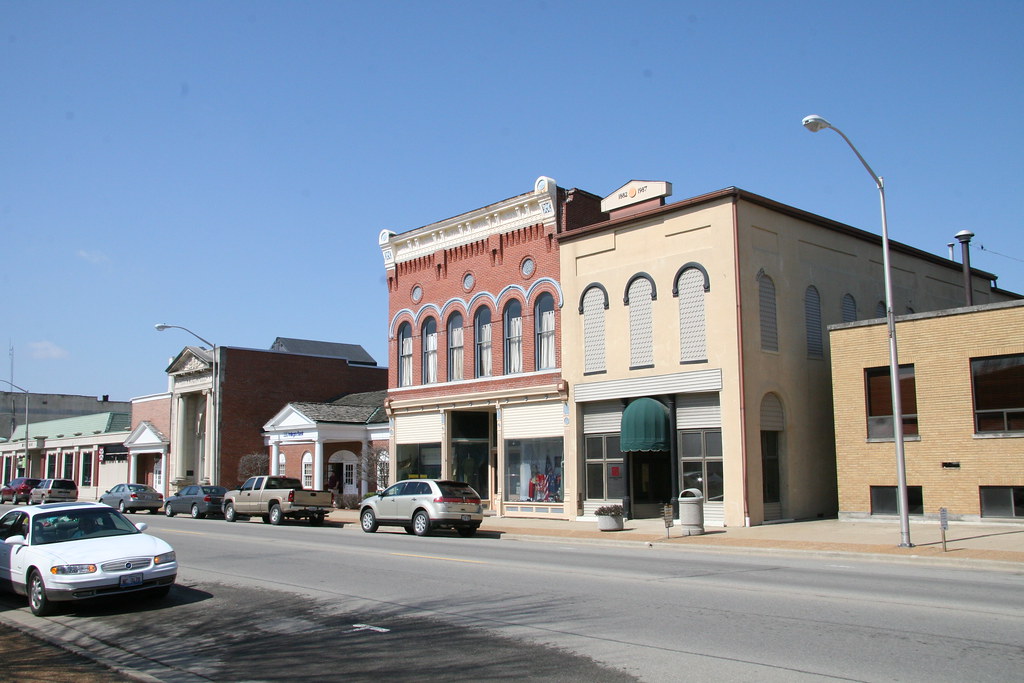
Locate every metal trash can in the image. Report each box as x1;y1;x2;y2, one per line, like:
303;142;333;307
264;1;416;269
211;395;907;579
678;488;705;536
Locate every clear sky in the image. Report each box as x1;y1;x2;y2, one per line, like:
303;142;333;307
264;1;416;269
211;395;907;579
3;1;1022;402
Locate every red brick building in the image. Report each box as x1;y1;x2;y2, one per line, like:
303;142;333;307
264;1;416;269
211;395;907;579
162;338;386;490
378;176;602;517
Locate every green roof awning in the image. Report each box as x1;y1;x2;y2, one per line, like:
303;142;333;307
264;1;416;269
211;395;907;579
620;397;670;452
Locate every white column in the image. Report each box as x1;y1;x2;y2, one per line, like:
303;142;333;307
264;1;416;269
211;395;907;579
271;441;281;476
361;438;370;496
129;451;138;484
174;394;188;481
314;440;324;490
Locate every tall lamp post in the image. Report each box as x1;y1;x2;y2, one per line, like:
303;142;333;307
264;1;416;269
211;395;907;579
155;323;219;486
1;380;31;479
802;115;913;548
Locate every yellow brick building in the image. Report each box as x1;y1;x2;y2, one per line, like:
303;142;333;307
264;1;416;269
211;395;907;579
830;300;1024;521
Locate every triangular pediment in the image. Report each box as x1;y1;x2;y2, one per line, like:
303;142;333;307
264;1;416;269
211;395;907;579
166;346;213;376
125;421;169;449
263;404;318;433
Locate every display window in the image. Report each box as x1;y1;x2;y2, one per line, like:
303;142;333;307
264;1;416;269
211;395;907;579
504;438;562;502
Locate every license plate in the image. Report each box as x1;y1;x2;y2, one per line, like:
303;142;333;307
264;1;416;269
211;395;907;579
119;573;144;588
461;515;471;521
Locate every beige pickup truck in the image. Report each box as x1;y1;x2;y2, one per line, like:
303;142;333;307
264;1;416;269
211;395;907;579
222;476;331;526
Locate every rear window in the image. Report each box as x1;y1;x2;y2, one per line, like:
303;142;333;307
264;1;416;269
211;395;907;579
266;477;303;489
52;480;76;490
438;483;480;498
203;486;227;495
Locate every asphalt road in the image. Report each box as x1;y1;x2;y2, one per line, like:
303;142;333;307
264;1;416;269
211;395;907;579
2;512;1022;682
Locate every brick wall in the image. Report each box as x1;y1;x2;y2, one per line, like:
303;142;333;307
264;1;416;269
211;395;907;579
131;395;171;436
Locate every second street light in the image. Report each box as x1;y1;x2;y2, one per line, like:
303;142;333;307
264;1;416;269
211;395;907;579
801;114;913;548
155;323;219;486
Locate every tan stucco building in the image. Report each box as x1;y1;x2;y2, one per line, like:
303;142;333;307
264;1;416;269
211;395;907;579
558;182;1017;526
831;300;1024;522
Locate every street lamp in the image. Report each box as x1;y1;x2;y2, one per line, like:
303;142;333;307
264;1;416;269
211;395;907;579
1;380;31;480
155;323;218;486
802;115;913;548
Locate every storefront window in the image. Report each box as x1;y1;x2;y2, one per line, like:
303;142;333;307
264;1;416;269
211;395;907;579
81;452;93;486
584;434;624;500
504;438;562;502
396;443;441;480
679;430;723;502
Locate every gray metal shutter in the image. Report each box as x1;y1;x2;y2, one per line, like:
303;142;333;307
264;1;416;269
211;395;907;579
804;285;823;359
676;393;721;429
758;274;778;352
678;268;707;363
760;393;785;431
628;278;654;367
583;287;606;373
583;400;622;434
841;293;857;323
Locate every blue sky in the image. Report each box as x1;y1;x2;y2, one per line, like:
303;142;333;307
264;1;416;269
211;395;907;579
3;1;1022;401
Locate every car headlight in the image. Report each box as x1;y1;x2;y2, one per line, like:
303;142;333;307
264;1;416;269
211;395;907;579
153;551;176;566
51;564;97;575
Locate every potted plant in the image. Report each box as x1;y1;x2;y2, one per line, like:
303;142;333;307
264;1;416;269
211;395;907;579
594;504;624;531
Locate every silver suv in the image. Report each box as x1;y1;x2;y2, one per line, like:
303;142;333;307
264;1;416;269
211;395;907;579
28;479;78;504
360;479;483;537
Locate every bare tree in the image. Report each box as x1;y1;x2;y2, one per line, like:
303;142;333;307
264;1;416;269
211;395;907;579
237;451;269;484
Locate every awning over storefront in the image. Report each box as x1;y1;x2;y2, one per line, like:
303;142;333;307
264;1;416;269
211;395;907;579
619;397;670;451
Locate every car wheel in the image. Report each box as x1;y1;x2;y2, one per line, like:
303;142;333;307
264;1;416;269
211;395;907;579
191;504;203;519
0;494;7;503
309;513;325;526
164;504;175;517
269;504;284;525
28;570;54;616
118;500;127;513
224;502;237;523
412;510;431;536
456;527;478;538
360;508;378;533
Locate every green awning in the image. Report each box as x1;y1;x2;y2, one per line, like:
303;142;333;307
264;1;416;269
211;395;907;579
620;397;670;451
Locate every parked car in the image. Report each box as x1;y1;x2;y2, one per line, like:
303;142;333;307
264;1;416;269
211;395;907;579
359;479;483;537
0;501;176;616
28;479;78;505
164;485;228;519
98;483;164;514
222;476;330;526
0;478;41;504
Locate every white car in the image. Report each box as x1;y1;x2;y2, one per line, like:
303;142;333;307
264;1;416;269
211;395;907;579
0;501;177;616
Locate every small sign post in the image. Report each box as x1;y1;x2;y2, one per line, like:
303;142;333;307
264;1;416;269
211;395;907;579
939;507;949;552
663;505;674;538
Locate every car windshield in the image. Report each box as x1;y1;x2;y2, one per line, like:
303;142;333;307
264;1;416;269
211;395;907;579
31;509;139;545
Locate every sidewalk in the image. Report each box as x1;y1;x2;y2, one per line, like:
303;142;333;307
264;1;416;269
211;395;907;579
328;508;1024;569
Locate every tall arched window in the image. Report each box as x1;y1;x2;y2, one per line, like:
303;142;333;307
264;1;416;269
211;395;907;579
875;300;887;318
581;285;607;374
397;322;413;387
757;272;778;352
503;300;523;374
841;293;857;323
474;307;492;378
626;275;655;369
534;292;556;370
804;285;823;359
421;318;437;384
676;266;708;363
302;452;314;489
447;312;464;381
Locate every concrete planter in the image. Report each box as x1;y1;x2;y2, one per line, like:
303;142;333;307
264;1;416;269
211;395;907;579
597;514;624;531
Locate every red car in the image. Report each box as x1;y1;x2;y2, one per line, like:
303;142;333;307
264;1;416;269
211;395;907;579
0;477;42;504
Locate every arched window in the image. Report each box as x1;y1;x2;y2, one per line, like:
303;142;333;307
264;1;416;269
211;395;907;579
447;312;464;381
397;322;413;387
503;300;523;374
626;275;655;369
804;285;823;359
841;293;857;323
474;307;492;378
875;300;887;318
534;292;556;370
676;266;708;363
757;272;778;352
581;285;607;374
421;318;437;384
302;452;313;489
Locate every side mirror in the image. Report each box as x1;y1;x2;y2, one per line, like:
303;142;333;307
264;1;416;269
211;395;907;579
135;522;148;532
4;535;26;546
